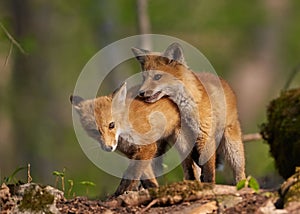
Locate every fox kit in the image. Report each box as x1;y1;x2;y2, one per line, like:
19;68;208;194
132;43;246;183
71;84;199;195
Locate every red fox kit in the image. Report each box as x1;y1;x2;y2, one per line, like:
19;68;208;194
132;43;246;183
71;83;199;195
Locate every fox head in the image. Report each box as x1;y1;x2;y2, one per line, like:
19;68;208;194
70;83;127;152
132;43;188;103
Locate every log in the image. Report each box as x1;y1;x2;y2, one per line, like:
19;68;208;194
102;180;255;208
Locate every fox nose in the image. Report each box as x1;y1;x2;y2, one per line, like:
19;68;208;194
109;143;117;152
139;90;145;97
104;144;117;152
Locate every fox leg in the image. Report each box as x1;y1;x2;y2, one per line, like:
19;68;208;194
114;160;152;196
195;137;216;183
172;131;200;181
140;162;159;188
181;155;201;180
201;153;216;182
222;122;246;184
114;179;139;196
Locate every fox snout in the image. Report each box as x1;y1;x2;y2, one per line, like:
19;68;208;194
138;88;164;103
138;89;155;97
101;141;117;152
138;90;145;97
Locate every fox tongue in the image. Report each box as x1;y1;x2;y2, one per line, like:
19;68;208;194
146;91;161;102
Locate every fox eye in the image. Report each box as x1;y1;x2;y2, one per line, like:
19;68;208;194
153;74;162;81
108;122;115;129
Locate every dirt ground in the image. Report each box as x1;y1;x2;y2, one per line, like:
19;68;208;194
55;192;271;213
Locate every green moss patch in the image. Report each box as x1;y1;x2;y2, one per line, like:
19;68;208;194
148;180;213;205
19;184;54;213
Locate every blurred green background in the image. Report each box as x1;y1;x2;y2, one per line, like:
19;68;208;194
1;0;300;198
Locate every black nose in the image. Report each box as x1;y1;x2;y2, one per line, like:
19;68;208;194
139;90;145;97
104;145;114;152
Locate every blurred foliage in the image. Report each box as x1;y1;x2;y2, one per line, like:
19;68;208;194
0;0;300;197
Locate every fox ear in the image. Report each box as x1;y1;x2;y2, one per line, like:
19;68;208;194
131;47;150;66
163;42;186;65
112;82;127;107
70;95;84;109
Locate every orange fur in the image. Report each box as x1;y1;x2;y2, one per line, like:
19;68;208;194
71;88;198;195
134;43;246;183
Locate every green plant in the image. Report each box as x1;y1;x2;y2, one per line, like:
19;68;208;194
236;176;260;192
52;168;66;191
67;179;74;197
3;166;27;184
52;169;97;198
80;181;96;195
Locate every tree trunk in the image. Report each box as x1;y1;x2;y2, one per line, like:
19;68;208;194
136;0;152;49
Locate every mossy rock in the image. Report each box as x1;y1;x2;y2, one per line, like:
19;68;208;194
19;184;55;213
284;178;300;207
280;168;300;210
260;88;300;179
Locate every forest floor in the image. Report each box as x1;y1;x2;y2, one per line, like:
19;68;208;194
2;177;299;214
56;189;272;213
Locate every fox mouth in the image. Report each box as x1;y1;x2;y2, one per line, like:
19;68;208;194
145;91;162;103
100;142;118;152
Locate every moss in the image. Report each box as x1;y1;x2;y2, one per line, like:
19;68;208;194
260;88;300;179
283;171;300;208
284;180;300;206
261;191;279;199
216;194;243;209
19;184;54;213
148;180;213;204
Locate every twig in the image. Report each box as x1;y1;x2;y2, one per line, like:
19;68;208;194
27;163;32;183
242;133;262;142
0;22;27;55
62;168;66;192
141;198;158;213
1;42;13;72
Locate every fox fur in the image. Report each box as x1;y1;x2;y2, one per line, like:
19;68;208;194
132;43;246;183
71;83;199;195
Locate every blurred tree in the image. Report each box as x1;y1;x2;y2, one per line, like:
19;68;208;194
136;0;151;49
9;0;56;180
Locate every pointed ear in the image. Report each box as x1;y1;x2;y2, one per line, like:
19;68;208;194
163;42;186;65
70;95;84;109
131;47;150;66
112;82;127;107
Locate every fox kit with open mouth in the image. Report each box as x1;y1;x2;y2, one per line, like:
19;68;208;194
132;43;246;183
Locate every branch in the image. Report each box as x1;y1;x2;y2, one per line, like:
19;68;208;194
0;22;27;55
242;133;262;142
1;42;12;72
